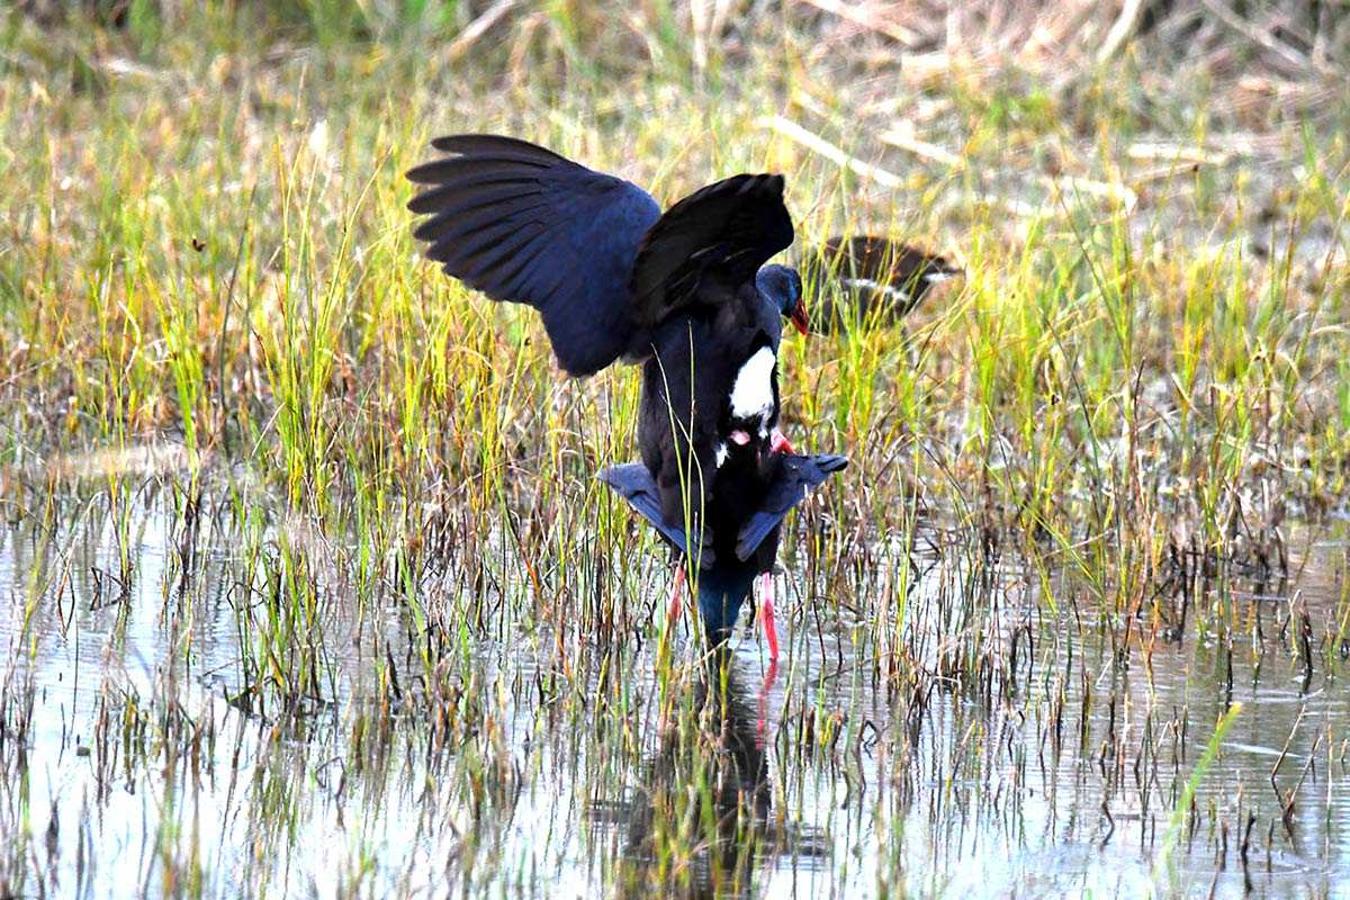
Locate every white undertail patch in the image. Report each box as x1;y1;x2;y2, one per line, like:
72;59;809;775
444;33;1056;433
840;276;912;307
728;347;776;437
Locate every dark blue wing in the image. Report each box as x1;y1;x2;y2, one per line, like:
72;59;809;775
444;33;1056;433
734;454;847;561
599;463;691;556
599;463;719;566
630;173;795;332
407;135;662;376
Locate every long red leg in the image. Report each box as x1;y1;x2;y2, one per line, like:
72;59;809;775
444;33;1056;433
666;566;686;625
757;571;779;661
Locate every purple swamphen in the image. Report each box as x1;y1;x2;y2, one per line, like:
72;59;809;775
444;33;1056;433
407;135;842;655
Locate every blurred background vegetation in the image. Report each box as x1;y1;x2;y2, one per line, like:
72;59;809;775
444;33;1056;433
1;1;1345;547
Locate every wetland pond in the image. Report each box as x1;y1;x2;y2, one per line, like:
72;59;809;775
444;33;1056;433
1;459;1347;898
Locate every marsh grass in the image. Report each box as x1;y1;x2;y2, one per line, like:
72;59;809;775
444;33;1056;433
0;1;1347;897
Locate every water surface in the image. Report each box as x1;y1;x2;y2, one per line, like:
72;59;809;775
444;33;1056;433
1;478;1347;898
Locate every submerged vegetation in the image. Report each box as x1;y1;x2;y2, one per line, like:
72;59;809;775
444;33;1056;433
0;1;1347;896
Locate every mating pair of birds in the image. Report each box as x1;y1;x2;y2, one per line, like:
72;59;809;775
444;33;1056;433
406;135;955;658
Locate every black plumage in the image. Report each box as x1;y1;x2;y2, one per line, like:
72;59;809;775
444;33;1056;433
408;134;807;540
601;452;846;644
407;137;803;378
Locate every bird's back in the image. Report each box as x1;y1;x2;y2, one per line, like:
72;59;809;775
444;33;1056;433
638;285;774;529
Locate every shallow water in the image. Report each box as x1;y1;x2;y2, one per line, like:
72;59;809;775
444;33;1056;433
1;482;1347;898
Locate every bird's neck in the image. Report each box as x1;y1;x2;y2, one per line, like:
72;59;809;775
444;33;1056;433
694;566;755;643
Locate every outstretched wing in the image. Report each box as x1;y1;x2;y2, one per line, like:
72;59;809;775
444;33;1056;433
407;135;662;376
629;173;794;332
599;463;713;563
734;453;847;561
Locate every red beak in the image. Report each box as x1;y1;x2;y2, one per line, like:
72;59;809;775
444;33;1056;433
790;299;809;336
770;428;795;455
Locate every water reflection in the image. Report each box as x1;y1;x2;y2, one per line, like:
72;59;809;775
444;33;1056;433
0;486;1347;897
592;655;822;897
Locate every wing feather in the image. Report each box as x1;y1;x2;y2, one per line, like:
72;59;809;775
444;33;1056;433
734;454;847;561
599;464;702;559
407;134;662;376
630;173;795;330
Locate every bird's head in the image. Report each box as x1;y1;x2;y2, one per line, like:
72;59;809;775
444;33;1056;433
912;253;963;290
756;264;809;336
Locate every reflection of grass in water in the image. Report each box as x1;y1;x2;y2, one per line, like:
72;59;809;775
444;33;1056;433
0;488;1344;895
1156;702;1243;887
600;655;793;896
